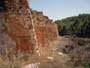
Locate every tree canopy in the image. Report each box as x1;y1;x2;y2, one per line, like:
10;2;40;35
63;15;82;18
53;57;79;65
55;14;90;38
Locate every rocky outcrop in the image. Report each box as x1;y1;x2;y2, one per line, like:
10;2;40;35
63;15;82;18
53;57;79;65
0;0;59;56
31;10;58;47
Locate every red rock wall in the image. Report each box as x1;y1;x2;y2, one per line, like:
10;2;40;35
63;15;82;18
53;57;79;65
31;10;59;48
0;0;59;54
4;0;35;53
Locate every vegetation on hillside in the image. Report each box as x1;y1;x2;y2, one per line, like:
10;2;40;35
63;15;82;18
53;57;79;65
55;14;90;38
57;37;90;68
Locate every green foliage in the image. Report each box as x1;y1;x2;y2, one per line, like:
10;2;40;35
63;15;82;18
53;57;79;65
55;14;90;38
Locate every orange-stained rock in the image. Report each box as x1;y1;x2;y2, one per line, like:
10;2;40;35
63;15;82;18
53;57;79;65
0;0;59;55
31;10;59;48
0;0;35;54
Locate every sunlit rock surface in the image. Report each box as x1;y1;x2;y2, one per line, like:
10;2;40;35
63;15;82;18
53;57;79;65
0;0;59;56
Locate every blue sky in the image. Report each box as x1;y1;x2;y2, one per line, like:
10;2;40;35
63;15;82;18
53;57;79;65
29;0;90;20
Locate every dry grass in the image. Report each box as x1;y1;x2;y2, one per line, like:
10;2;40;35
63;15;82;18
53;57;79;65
1;36;89;68
0;39;70;68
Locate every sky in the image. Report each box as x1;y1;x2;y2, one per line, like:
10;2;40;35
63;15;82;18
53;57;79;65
29;0;90;20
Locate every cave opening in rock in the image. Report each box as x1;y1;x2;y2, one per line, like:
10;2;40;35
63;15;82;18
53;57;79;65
0;0;6;12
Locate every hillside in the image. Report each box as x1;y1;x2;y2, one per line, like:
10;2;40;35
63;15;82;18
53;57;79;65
55;14;90;38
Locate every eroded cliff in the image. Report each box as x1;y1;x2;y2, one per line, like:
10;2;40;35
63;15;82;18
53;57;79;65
0;0;59;57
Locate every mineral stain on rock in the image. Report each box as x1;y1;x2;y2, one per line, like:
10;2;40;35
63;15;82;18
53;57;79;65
0;0;59;57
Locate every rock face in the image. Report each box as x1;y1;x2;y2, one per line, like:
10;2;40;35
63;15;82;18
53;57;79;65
31;10;58;47
31;10;59;56
0;0;58;56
